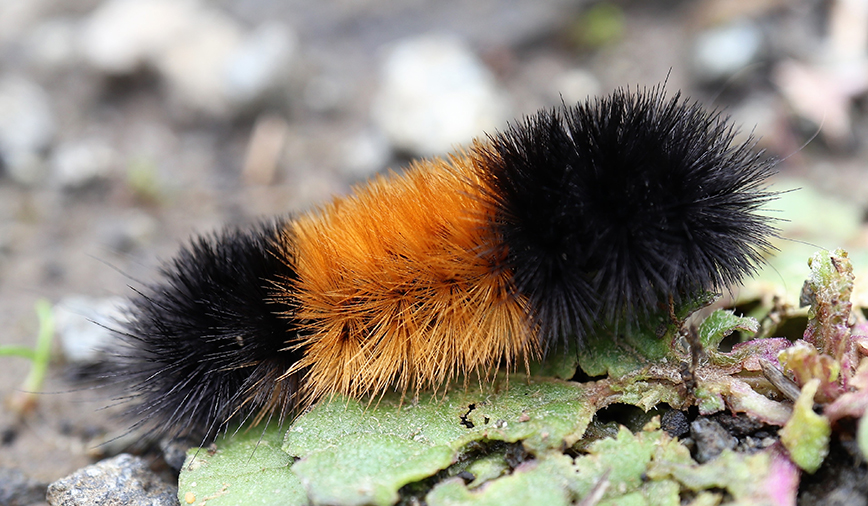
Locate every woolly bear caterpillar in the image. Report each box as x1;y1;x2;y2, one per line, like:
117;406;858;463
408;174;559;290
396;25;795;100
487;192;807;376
114;87;777;441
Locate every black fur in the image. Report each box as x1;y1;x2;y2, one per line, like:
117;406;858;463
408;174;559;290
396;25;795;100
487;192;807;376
478;88;776;346
115;219;303;441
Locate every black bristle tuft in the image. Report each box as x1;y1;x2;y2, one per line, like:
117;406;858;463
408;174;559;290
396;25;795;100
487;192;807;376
477;87;776;346
113;219;303;442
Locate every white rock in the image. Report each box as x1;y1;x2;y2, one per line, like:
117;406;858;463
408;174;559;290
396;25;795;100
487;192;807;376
304;74;348;114
25;17;81;71
4;151;48;187
554;68;601;106
0;76;55;155
51;138;117;190
223;21;297;106
154;8;244;116
54;296;127;364
340;129;391;179
371;34;510;156
0;0;50;45
692;21;763;82
0;75;55;184
79;0;198;74
79;0;263;116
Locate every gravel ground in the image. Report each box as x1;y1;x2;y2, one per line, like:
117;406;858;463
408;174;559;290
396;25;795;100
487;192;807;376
1;0;867;502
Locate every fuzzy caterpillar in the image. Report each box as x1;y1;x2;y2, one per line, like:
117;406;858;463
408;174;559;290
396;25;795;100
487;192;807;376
115;87;777;441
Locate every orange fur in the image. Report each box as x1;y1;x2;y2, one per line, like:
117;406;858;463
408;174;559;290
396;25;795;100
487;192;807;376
280;150;536;402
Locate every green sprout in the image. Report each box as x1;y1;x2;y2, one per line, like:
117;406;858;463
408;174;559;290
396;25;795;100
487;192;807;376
1;298;55;414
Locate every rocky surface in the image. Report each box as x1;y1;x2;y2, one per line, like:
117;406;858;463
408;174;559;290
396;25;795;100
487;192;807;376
46;454;178;506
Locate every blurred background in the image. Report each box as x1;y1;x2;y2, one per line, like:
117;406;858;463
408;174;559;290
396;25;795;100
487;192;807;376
1;0;867;486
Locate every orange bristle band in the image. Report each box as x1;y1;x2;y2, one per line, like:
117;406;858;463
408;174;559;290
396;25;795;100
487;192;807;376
284;152;537;402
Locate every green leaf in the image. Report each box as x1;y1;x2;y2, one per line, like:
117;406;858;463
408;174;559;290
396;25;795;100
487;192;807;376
578;293;715;379
464;454;509;487
426;452;576;506
780;378;831;473
572;2;626;48
579;324;672;378
663;445;799;503
699;310;759;351
574;426;684;496
859;414;868;462
4;299;55;415
0;345;37;360
803;249;858;375
281;376;597;506
179;424;304;506
292;432;454;506
529;339;579;380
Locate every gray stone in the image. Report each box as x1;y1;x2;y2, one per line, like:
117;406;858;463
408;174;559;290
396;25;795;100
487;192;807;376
303;74;349;114
78;0;198;74
223;21;297;106
371;34;510;156
0;467;47;506
553;68;601;106
0;75;55;185
51;138;116;190
25;17;81;71
79;0;260;116
54;296;127;365
690;418;737;463
46;454;178;506
153;6;244;116
340;129;391;179
692;20;763;83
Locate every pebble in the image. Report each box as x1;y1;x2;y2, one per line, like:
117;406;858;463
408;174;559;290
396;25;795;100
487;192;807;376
712;412;766;437
154;6;244;116
340;129;391;179
690;418;737;463
660;409;690;438
159;438;193;472
0;467;47;506
222;21;297;107
46;453;178;506
79;0;292;116
553;68;602;106
0;0;49;46
0;75;55;185
25;17;81;71
54;296;127;365
371;34;510;156
303;74;349;114
51;138;117;190
692;20;763;83
78;0;198;74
